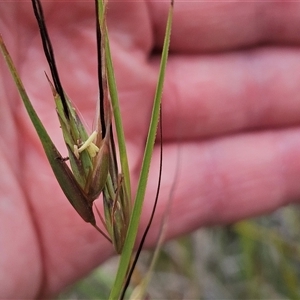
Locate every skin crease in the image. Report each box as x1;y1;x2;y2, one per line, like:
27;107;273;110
2;0;300;298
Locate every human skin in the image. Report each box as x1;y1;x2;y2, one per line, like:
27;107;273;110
1;1;300;298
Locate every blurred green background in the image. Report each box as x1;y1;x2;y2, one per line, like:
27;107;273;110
58;205;300;299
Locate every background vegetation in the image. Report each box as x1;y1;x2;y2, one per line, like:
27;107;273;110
58;204;300;299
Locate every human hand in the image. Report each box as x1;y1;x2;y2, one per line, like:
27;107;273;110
1;1;300;298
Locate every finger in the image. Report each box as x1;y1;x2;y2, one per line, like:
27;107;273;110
149;1;300;52
143;127;300;242
106;1;153;54
161;47;300;140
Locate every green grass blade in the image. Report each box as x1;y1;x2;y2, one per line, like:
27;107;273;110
105;40;131;201
109;2;174;298
97;0;131;201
